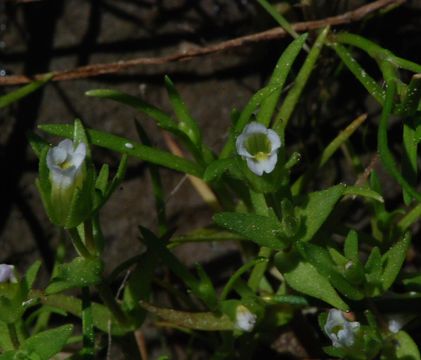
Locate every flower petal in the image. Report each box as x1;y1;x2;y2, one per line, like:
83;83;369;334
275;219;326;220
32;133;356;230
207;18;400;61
58;139;74;153
236;134;252;158
267;129;281;152
243;121;267;135
246;158;264;176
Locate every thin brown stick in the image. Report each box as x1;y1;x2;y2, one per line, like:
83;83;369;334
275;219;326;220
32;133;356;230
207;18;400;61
0;0;404;86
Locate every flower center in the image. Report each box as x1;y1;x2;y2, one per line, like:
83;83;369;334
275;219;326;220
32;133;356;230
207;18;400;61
245;133;272;157
57;156;74;170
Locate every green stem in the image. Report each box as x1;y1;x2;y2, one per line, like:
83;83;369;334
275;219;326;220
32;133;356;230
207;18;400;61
220;257;268;301
68;228;92;259
7;323;20;350
81;287;95;359
247;190;272;292
84;219;97;255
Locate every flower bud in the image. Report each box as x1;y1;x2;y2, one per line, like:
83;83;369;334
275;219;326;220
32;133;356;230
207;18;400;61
0;264;17;283
235;305;257;332
324;309;360;348
36;121;95;228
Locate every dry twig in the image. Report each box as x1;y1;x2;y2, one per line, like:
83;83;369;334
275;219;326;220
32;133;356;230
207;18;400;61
0;0;404;86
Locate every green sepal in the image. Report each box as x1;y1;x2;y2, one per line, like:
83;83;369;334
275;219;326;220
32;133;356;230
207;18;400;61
46;257;103;294
213;212;290;250
392;330;421;360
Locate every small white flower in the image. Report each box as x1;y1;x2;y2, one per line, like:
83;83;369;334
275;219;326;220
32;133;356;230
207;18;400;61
0;264;17;283
235;305;257;332
324;309;360;348
46;139;86;190
236;122;281;176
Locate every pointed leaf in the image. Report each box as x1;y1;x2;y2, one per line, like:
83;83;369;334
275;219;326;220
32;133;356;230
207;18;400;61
213;212;289;249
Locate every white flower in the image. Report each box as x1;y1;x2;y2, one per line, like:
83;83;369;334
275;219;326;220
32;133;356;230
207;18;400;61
235;305;257;332
324;309;360;348
46;139;86;190
0;264;17;283
236;122;281;176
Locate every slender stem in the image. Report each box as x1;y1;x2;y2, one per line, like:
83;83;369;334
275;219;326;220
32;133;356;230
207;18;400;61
247;190;272;292
7;323;20;350
81;287;95;359
84;219;96;255
68;228;92;259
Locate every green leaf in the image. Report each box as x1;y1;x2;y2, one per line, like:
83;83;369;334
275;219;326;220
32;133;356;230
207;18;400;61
86;89;177;130
297;242;364;300
203;158;240;182
273;26;330;133
38;124;203;177
283;260;348;310
293;184;345;242
394;330;421;360
139;301;234;331
381;232;411;292
27;132;49;159
73;119;91;157
95;164;109;195
25;261;42;290
378;75;421;201
46;257;103;294
213;212;289;249
164;75;202;146
364;246;383;296
344;230;359;263
40;293;130;335
256;33;308;126
20;324;73;360
331;43;385;105
0;74;52;109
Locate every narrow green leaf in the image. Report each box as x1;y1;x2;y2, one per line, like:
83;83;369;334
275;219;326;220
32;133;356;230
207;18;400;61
381;232;411;292
273;26;330;133
27;132;49;159
330;43;385;104
164;75;202;146
139;301;234;331
402;116;418;204
343;185;384;203
25;261;42;290
401;73;421;116
0;74;52;109
378;77;421;201
257;33;308;126
213;212;289;249
86;89;176;130
283;260;348;310
203;158;239;182
95;164;109;195
38;124;203;177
